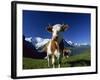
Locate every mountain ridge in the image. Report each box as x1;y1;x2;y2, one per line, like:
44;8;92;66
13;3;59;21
23;36;90;58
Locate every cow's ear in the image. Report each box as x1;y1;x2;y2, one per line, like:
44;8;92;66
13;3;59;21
47;24;52;32
61;24;69;31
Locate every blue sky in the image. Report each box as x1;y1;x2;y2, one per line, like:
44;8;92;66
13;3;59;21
23;10;91;44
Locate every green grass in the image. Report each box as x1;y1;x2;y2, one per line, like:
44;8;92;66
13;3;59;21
64;49;91;67
23;58;48;69
23;49;91;69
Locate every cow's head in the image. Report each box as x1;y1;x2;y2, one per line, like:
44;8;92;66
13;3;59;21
47;24;69;40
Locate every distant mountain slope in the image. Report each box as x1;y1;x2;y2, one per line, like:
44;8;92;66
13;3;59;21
33;37;50;49
23;35;90;58
23;36;46;59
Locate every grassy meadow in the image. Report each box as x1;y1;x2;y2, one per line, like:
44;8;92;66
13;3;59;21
23;49;91;69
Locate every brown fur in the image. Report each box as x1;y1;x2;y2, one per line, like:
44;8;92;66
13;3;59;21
51;40;59;54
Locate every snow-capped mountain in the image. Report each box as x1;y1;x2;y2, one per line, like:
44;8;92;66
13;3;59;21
25;37;32;43
67;41;73;45
33;37;50;49
63;39;74;48
23;36;47;59
25;36;89;50
24;36;90;58
66;40;89;47
25;37;74;49
25;37;50;49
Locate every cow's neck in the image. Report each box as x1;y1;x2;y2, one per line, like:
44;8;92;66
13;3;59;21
51;36;63;44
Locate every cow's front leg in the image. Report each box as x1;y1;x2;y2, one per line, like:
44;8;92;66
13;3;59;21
57;53;60;68
58;58;60;68
47;55;50;67
52;55;55;68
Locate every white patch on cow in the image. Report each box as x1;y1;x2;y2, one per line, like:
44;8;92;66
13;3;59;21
52;24;62;31
51;24;63;43
47;40;52;55
47;40;52;67
52;24;62;38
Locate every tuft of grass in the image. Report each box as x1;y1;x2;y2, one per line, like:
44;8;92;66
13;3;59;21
23;49;91;69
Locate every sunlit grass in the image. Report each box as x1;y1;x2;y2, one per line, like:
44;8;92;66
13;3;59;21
23;49;90;69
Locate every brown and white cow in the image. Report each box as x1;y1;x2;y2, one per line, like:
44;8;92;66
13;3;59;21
46;24;69;68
